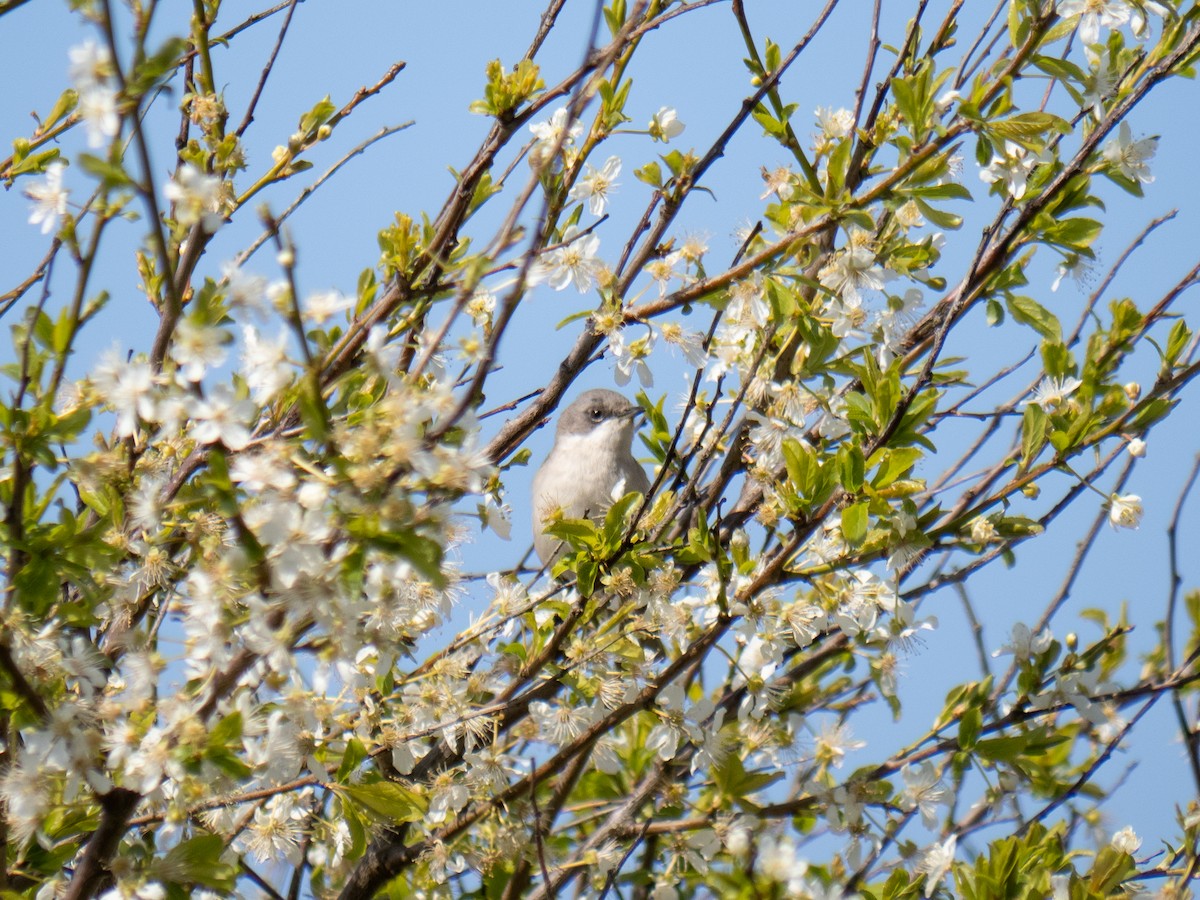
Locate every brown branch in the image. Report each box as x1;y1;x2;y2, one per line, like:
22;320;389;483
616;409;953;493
1165;454;1200;790
61;788;140;900
234;0;301;137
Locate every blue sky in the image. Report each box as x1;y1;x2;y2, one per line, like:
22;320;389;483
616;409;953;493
3;0;1200;867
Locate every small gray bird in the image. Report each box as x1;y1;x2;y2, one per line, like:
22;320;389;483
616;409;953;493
531;389;650;565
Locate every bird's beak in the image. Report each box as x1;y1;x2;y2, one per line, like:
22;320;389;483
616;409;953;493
621;405;644;423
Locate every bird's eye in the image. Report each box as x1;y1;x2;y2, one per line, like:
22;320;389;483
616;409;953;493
589;408;604;421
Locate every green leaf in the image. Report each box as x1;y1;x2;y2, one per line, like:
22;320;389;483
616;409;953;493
838;443;865;493
335;781;427;824
1006;295;1061;342
1128;397;1174;430
604;0;627;35
958;706;982;750
890;76;927;139
129;36;189;96
78;154;133;188
988;111;1070;145
986;298;1004;326
751;103;784;137
1041;217;1102;253
870;447;923;489
764;38;781;73
602;490;643;544
634;161;663;188
1165;319;1192;368
1087;846;1136;893
1020;403;1047;470
394;530;445;587
714;750;784;808
42;88;79;132
152;834;237;891
545;518;599;544
915;198;963;230
337;737;368;782
207;711;243;748
7;147;64;179
783;437;817;497
974;733;1032;763
907;181;973;202
298;95;336;135
575;556;598;597
841;502;869;547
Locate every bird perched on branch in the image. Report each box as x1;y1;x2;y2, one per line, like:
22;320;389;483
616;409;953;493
531;389;649;565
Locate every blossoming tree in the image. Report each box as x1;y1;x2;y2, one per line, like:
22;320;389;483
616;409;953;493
2;0;1200;897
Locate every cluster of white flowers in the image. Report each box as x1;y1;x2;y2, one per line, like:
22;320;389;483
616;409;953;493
2;246;517;877
1057;0;1170;47
528;106;583;169
165;163;226;233
979;140;1051;201
530;225;604;292
69;40;120;148
819;231;889;303
0;640;109;844
89;345;256;448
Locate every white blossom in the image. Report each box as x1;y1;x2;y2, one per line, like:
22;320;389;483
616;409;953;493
901;762;954;828
1102;121;1157;184
78;84;120;148
303;290;352;325
69;41;120;147
91;350;159;438
241;325;293;403
645;251;683;297
609;326;655;387
172;318;228;382
761;166;795;201
816;106;854;139
222;263;271;319
1051;254;1093;292
1108;493;1143;529
25;162;69;234
188;384;256;450
1027;375;1082;409
993;622;1053;661
649;106;685;142
531;226;604;293
812;720;865;768
569;155;621;216
818;242;887;302
979;140;1050;200
1111;825;1142;854
917;835;957;898
757;834;810;894
528;106;582;168
1057;0;1132;46
164;164;225;233
68;40;113;90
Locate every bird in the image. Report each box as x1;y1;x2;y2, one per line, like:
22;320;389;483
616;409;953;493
531;389;650;565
